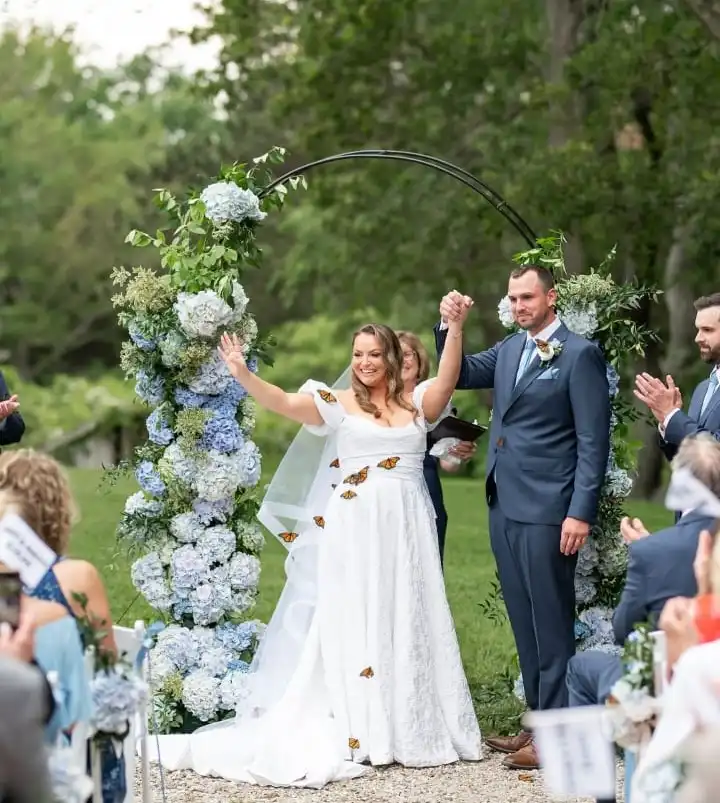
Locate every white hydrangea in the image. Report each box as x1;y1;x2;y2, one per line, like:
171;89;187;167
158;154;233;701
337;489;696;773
219;669;251;711
231;282;249;320
561;302;598;338
228;552;261;590
199;646;233;677
239;315;258;346
200;182;266;224
237;521;265;554
197;525;236;565
124;491;162;517
161;442;197;487
181;671;220;721
188;353;234;396
232;589;257;615
170;512;205;544
175;290;234;339
195;450;247;502
497;295;515;328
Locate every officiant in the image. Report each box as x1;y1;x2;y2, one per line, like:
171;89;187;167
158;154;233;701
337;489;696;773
398;331;479;566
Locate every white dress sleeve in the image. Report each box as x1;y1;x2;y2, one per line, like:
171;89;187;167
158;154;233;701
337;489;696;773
298;380;346;436
412;378;453;432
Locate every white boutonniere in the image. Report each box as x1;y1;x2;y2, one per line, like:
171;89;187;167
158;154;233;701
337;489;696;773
535;337;563;364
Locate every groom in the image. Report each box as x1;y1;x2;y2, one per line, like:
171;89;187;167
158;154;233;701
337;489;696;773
435;265;611;770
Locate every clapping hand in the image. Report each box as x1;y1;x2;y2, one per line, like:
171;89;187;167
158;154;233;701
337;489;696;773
218;332;247;378
0;394;19;421
634;373;682;422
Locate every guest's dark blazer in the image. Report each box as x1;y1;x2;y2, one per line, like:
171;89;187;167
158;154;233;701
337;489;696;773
0;370;24;447
612;511;715;644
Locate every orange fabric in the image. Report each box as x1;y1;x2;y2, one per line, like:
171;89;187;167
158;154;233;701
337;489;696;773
693;594;720;643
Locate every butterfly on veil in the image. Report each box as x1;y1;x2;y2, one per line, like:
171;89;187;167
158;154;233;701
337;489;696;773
279;531;299;543
343;467;369;486
317;389;338;404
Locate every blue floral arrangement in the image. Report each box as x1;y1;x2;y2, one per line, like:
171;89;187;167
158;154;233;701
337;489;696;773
494;233;659;700
110;147;301;732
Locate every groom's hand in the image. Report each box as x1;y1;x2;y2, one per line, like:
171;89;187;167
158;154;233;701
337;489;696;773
560;517;589;555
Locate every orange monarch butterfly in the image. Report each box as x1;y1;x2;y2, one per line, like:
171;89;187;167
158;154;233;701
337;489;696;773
359;666;374;679
313;516;325;528
329;457;340;468
318;389;337;404
340;490;357;500
279;531;298;543
343;466;369;486
348;737;360;750
377;456;400;470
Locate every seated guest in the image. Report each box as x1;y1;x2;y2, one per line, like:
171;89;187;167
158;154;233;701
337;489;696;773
0;449;116;655
398;330;476;566
0;370;23;448
565;434;720;803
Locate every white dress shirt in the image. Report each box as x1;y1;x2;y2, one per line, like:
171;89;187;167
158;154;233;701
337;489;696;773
659;365;720;437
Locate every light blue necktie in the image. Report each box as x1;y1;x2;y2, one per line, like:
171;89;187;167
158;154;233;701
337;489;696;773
701;371;719;415
514;339;536;387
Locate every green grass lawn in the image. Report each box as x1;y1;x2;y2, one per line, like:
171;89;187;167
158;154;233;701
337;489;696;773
67;467;673;735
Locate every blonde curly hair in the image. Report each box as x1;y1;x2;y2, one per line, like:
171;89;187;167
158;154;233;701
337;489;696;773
0;450;77;554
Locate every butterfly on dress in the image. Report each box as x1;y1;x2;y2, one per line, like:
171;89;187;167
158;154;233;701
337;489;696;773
343;466;369;486
313;516;325;528
279;531;298;543
359;666;374;679
317;389;338;404
329;457;340;468
340;490;357;500
377;456;400;470
348;737;360;750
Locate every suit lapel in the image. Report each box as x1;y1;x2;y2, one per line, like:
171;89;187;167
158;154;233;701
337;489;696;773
503;334;527;401
700;380;720;425
689;379;708;421
505;323;570;414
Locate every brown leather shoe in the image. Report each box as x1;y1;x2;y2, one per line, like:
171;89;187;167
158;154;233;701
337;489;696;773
502;741;540;770
484;730;532;754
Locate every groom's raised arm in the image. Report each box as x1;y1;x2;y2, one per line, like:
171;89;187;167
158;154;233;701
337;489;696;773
434;323;497;390
567;343;611;525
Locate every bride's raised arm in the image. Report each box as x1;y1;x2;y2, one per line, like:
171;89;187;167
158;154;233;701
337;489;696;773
420;297;473;423
218;333;324;427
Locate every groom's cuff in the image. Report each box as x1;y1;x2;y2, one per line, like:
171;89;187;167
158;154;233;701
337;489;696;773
438;319;448;331
658;408;680;439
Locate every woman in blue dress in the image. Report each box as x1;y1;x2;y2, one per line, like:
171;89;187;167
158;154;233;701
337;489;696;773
397;331;476;567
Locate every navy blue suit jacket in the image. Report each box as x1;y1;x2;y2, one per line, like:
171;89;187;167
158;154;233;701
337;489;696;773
435;323;611;526
612;511;714;644
659;375;720;463
0;370;24;447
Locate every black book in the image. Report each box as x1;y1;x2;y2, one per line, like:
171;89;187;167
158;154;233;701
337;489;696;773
427;415;488;446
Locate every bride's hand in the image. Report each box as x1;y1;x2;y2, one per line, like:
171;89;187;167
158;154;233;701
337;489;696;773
448;296;474;333
218;332;248;377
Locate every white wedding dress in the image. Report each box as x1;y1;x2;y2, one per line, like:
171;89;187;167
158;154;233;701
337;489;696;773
146;379;482;788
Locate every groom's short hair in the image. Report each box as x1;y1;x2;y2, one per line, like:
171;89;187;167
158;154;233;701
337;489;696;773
694;294;720;315
673;433;720;498
509;264;555;293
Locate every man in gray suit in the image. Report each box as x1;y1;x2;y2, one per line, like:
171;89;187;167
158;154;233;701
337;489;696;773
436;265;611;770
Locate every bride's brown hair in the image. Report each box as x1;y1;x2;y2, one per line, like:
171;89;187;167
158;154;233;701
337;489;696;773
351;324;416;418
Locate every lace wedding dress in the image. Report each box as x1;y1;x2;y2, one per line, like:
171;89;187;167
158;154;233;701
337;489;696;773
147;379;482;788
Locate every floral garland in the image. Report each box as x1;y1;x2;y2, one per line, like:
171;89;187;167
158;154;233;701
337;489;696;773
493;233;658;702
111;147;301;732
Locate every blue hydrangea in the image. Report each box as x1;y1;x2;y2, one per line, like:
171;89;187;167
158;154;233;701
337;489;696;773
159;330;185;368
574;620;592;641
606;363;620;397
193;498;233;525
238;440;262;487
228;553;261;590
135;370;165;405
175;386;211;408
196;525;236;565
128;321;156;351
172;598;193;620
247;357;258;374
227;659;251;672
201;414;244;453
154;625;200;672
215;621;257;653
171;545;211;595
135;461;166;498
200;182;266;224
199;645;234;677
188;354;234;396
146;409;174;446
190;580;233;625
90;669;146;734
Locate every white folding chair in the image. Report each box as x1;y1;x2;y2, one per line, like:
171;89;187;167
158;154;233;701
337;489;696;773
113;620;151;803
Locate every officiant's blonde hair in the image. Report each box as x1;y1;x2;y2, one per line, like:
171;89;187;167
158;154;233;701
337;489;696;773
0;450;77;554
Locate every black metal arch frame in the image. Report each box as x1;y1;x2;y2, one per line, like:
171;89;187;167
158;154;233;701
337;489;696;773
257;149;538;247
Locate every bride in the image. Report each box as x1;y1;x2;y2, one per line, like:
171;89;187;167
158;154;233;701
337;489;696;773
148;305;483;788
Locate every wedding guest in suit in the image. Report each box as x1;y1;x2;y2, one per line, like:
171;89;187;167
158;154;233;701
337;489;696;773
635;293;720;461
0;370;23;448
398;331;476;566
436;267;611;770
564;433;720;803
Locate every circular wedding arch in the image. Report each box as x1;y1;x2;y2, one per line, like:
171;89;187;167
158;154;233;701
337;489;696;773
256;149;538;248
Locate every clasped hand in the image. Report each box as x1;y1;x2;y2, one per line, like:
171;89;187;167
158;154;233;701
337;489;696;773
0;394;19;421
439;290;474;330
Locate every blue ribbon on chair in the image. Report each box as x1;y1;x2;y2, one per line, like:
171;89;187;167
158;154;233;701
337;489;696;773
134;621;165;672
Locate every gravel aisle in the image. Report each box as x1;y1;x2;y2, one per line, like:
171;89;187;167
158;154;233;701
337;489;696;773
136;753;625;803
